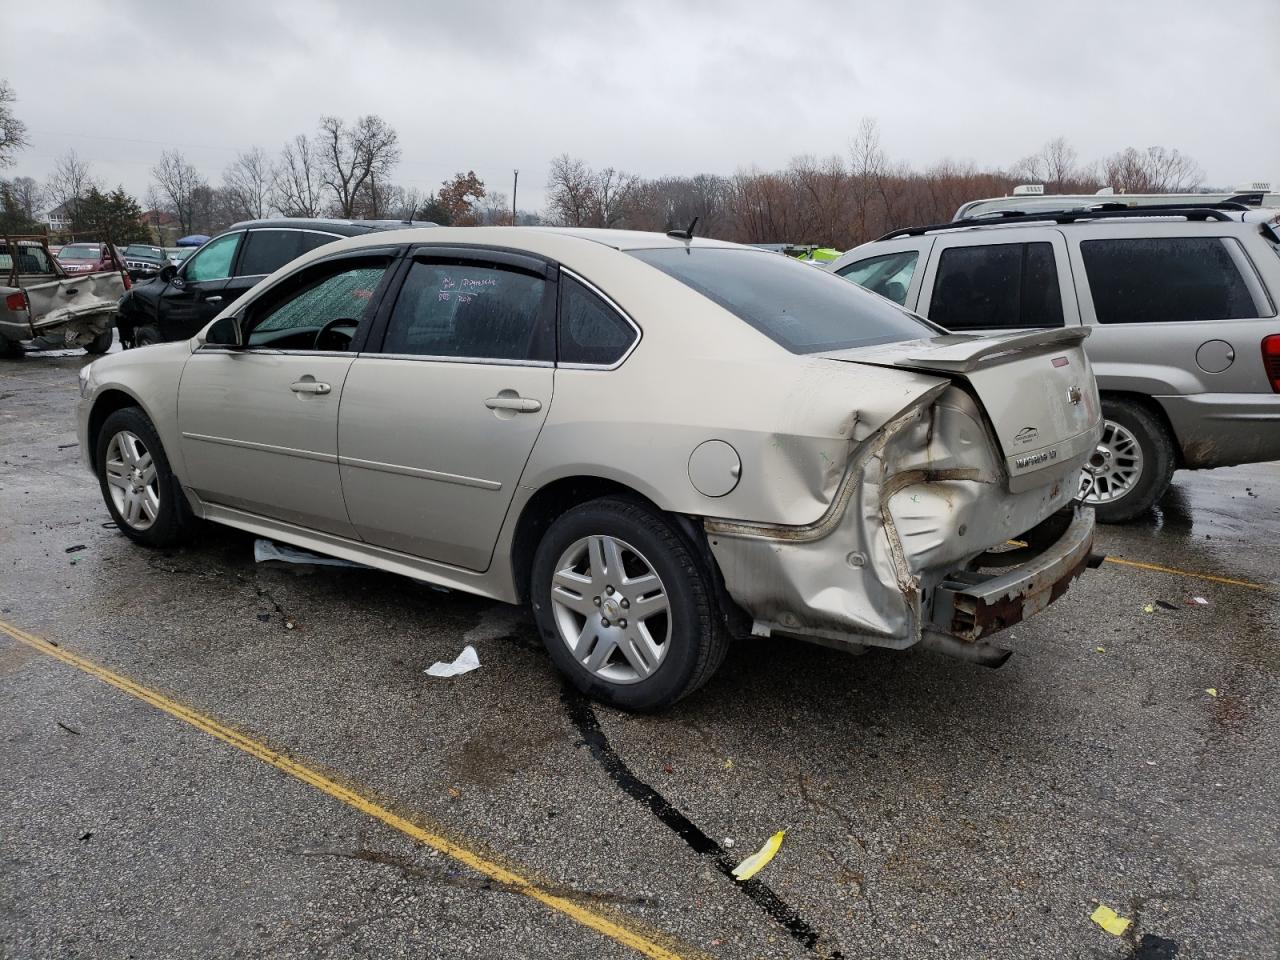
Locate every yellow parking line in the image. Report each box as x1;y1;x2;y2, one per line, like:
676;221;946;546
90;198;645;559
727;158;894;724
0;619;693;960
1102;556;1273;591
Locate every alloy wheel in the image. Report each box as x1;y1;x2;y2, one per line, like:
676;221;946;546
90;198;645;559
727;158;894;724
1079;418;1144;505
104;430;160;530
549;535;671;685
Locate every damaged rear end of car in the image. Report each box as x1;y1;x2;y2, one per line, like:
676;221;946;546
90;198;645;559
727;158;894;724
705;327;1104;666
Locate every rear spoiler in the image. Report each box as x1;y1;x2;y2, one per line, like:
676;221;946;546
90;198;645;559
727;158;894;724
900;327;1091;374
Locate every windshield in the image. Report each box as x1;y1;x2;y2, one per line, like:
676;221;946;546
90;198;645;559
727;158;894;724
628;246;935;353
125;245;164;261
60;244;101;260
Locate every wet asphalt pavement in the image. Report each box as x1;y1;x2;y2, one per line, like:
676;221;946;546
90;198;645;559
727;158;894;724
1;345;1278;960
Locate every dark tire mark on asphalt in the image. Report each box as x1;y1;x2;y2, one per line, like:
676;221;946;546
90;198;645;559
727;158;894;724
562;688;843;958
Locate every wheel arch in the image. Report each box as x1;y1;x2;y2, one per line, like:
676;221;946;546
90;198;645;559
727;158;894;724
87;387;149;462
1097;389;1184;468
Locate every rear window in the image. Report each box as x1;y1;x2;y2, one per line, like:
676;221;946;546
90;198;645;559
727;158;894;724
1;245;55;273
1081;237;1264;323
628;247;933;353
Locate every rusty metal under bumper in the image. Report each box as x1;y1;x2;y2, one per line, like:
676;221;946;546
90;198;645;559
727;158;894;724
930;505;1101;643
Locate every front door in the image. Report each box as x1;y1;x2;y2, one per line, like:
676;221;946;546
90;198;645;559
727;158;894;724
178;252;398;537
158;230;242;341
339;248;556;570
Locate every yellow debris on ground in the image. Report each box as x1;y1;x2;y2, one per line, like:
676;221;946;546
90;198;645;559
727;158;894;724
1090;905;1131;936
732;830;786;881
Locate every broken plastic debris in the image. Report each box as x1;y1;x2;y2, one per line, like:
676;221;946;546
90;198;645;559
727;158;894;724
253;538;369;569
1205;688;1218;697
1090;905;1131;936
732;830;785;881
1095;646;1106;653
1191;596;1209;605
1142;604;1155;614
1155;600;1178;611
723;837;735;849
424;645;480;678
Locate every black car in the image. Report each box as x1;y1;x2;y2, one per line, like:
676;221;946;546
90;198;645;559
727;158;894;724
121;244;170;282
117;219;432;346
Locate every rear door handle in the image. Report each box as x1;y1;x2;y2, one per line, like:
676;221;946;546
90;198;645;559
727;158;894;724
290;380;331;395
485;396;542;413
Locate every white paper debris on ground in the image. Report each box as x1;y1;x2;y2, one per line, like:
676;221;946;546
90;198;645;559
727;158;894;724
1191;596;1209;605
732;830;785;881
254;538;369;569
425;645;481;678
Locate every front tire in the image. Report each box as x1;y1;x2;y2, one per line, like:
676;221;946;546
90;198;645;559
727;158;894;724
95;407;195;547
1079;399;1176;523
132;325;161;348
530;497;728;711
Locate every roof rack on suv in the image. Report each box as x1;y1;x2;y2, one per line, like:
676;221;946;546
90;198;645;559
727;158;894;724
878;203;1245;241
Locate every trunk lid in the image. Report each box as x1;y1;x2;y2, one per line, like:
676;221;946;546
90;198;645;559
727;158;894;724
23;271;125;332
823;328;1101;492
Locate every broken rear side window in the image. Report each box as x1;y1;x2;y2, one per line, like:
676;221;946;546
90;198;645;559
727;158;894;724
628;247;934;353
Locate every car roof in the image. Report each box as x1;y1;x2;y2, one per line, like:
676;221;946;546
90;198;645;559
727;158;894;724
873;205;1261;242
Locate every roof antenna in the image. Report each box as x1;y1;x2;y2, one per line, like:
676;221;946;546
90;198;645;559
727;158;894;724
666;216;699;242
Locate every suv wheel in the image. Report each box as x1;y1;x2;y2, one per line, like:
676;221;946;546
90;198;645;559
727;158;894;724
1079;399;1175;523
530;497;729;711
95;407;195;546
0;338;22;359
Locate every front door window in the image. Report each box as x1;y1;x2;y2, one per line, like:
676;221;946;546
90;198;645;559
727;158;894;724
184;233;241;283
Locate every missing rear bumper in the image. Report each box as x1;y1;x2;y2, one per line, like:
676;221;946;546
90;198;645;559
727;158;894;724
930;504;1099;643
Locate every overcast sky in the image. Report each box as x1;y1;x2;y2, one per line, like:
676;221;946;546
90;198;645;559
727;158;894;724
3;0;1278;213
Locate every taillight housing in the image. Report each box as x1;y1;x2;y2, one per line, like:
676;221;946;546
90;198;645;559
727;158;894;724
1264;335;1280;394
121;271;132;290
4;291;27;312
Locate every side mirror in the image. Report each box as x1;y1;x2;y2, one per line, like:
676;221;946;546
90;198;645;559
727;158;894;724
159;263;177;282
205;314;244;348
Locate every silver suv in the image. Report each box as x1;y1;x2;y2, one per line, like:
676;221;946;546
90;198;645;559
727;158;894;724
828;204;1280;521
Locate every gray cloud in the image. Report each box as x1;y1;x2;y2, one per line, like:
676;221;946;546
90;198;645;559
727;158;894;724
3;0;1277;212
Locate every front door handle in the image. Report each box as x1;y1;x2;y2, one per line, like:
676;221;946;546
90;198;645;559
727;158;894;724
205;295;223;304
291;380;331;395
485;395;541;413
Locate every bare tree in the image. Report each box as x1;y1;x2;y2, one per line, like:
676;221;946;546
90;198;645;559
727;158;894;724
546;154;596;226
0;80;28;168
223;147;273;220
273;134;324;218
45;150;98;222
7;175;42;219
593;167;641;228
1101;145;1204;193
151;149;207;234
317;115;401;218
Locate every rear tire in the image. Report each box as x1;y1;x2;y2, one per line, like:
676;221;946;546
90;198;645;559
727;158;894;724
1080;398;1175;523
95;407;195;547
0;338;22;359
84;327;114;354
530;496;728;712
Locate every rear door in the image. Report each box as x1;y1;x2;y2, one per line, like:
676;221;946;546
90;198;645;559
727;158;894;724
1066;226;1278;397
338;246;556;570
916;228;1080;333
178;250;399;536
157;230;242;340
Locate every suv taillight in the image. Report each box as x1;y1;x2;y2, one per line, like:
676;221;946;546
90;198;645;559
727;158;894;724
4;291;27;312
1264;335;1280;394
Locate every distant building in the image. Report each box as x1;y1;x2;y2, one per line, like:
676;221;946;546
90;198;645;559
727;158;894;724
43;201;74;233
141;209;180;244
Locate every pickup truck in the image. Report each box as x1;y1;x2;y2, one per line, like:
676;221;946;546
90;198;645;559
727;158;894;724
1;236;126;357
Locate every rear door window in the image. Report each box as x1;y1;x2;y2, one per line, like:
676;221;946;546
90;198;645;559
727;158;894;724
237;230;306;277
381;259;552;361
836;251;918;305
1081;237;1265;323
929;242;1064;330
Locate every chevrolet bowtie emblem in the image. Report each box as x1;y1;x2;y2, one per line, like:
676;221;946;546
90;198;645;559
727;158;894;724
1067;385;1083;405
